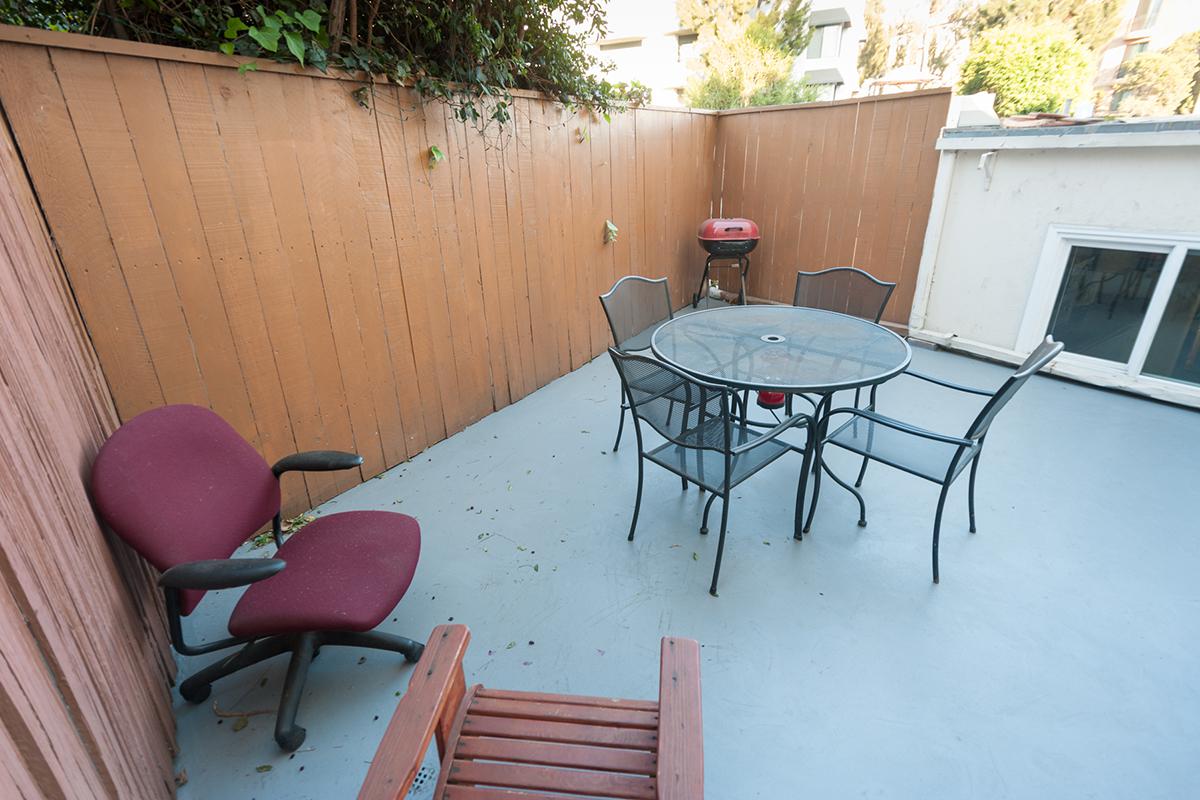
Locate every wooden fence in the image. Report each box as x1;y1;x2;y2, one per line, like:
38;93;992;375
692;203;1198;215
0;25;949;800
711;89;951;327
0;104;175;797
0;27;717;516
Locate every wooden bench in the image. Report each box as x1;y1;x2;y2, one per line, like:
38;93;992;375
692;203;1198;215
359;625;704;800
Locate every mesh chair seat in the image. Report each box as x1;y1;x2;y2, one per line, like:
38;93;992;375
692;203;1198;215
825;415;978;482
645;418;798;494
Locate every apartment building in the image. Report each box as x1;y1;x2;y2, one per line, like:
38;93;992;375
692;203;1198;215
1094;0;1200;112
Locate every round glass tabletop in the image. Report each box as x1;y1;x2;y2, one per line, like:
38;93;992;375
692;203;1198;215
650;305;911;393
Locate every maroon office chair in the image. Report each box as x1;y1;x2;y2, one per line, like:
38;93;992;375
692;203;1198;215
91;404;424;751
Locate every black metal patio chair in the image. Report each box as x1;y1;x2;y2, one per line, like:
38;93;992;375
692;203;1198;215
757;267;898;415
600;275;676;453
793;266;896;323
806;336;1063;583
609;348;812;596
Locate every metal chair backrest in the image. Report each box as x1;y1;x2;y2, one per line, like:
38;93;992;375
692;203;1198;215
793;267;896;323
608;348;732;452
600;275;674;352
965;337;1064;440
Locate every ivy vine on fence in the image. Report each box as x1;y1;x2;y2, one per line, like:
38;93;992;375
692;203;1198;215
1;0;627;128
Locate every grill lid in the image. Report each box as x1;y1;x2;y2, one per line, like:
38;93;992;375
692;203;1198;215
698;217;760;241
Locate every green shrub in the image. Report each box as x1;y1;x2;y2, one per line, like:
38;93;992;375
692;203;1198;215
0;1;621;128
1113;50;1197;117
958;25;1091;117
680;0;816;110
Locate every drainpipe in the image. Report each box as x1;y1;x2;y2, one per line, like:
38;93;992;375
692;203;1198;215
907;139;957;334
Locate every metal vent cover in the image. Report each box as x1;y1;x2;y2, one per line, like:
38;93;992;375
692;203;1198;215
404;750;439;800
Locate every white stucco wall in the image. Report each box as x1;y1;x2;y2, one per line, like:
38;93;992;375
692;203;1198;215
917;139;1200;352
909;125;1200;406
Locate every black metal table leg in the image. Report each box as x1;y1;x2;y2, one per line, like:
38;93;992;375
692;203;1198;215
802;393;834;534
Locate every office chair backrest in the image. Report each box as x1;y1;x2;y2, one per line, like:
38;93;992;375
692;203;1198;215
91;404;280;614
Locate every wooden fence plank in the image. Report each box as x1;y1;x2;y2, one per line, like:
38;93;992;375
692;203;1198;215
374;86;446;449
204;64;333;507
245;70;358;500
50;48;209;409
0;44;161;418
0;108;175;799
283;73;386;477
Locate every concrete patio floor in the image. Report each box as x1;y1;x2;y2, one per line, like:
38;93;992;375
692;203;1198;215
174;345;1200;799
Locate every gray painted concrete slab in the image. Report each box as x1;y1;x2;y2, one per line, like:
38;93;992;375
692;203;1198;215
174;347;1200;799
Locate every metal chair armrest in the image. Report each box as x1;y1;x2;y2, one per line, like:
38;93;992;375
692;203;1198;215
901;369;993;396
825;407;975;447
730;411;811;455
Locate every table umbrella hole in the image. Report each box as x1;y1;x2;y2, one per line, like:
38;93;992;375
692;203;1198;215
760;334;786;343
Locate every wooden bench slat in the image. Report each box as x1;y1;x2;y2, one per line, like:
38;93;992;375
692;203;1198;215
441;786;573;799
656;637;704;800
460;714;658;750
475;688;659;712
455;735;657;775
447;759;658;800
469;696;660;729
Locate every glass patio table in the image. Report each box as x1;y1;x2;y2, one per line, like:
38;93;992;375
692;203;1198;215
650;305;911;394
650;304;911;536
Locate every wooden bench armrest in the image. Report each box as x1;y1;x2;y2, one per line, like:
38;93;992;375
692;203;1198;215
656;636;703;799
358;625;470;800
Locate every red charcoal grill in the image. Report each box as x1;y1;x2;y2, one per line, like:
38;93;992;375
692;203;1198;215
693;217;760;308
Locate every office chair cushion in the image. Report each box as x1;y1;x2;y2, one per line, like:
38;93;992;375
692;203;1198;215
228;511;420;638
91;404;280;615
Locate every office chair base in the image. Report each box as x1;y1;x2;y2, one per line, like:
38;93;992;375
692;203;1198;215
177;629;427;750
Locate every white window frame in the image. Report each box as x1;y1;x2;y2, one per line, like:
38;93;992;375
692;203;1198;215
1017;224;1200;388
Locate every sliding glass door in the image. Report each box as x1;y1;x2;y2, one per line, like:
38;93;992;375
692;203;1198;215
1038;236;1200;391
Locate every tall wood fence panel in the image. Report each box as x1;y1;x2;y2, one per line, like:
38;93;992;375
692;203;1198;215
712;89;950;327
0;28;717;516
0;101;175;797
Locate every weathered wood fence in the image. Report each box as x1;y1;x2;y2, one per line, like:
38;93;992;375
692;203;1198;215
0;104;175;797
0;24;946;799
712;89;951;327
0;27;717;517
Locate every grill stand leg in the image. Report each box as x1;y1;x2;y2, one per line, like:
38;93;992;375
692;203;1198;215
692;255;715;308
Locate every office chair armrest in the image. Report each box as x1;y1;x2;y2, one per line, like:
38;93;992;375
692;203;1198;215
272;450;364;477
901;369;993;396
158;558;286;590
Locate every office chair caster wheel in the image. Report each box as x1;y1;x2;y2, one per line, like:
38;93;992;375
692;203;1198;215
276;725;306;752
179;681;211;704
